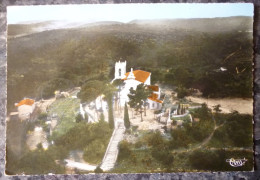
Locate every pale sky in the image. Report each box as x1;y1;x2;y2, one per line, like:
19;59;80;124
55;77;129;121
7;3;253;24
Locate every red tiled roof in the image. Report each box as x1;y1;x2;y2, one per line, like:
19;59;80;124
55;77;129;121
122;70;151;83
148;85;159;92
16;99;35;107
148;93;162;103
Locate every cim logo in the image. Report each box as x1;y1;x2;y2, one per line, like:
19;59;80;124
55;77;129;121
226;158;247;167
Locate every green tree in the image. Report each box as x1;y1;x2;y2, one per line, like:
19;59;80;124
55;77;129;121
124;103;130;129
176;86;188;99
103;83;117;129
113;79;125;112
78;80;104;104
38;78;72;99
75;113;84;123
213;104;222;114
118;140;132;161
83;139;106;164
147;131;174;167
99;112;105;122
94;165;104;173
107;95;114;129
128;84;151;121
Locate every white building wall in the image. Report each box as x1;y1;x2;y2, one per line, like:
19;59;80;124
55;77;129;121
95;95;108;112
153;87;161;99
147;99;162;110
80;104;85;119
114;61;126;80
144;75;151;85
119;79;142;106
18;104;35;121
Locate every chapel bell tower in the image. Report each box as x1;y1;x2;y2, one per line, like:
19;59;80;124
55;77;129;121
115;60;126;80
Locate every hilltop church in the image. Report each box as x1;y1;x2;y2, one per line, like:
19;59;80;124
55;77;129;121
113;60;162;110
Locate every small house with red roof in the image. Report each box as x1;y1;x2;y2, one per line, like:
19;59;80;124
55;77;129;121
147;85;162;110
114;61;162;109
15;98;36;121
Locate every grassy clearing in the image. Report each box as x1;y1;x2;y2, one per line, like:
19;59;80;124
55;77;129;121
47;97;80;139
171;114;191;122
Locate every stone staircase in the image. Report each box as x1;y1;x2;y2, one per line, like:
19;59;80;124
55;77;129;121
100;119;125;171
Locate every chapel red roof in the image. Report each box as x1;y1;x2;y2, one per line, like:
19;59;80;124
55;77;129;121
122;70;151;83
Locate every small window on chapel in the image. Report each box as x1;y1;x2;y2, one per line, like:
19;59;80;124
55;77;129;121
119;69;121;76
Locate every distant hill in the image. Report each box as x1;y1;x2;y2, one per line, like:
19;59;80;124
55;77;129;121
129;16;252;33
8;20;125;38
8;16;252;38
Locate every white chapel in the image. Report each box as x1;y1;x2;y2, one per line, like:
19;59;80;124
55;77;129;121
113;60;162;110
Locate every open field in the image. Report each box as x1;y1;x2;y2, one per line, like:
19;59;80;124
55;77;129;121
47;98;80;138
187;96;253;114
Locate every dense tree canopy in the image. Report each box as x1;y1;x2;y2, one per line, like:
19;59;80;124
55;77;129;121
7;18;253;114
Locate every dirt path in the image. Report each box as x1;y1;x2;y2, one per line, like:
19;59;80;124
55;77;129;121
193;116;224;150
26;126;48;150
37;98;56;112
172;115;224;153
187;96;253;114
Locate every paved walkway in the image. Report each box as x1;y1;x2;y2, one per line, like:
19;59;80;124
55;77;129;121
100;118;125;171
64;159;96;171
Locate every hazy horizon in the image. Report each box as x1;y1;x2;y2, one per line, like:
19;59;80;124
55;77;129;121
7;3;253;24
9;15;253;25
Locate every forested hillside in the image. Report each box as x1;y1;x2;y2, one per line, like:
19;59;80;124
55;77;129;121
7;16;253;112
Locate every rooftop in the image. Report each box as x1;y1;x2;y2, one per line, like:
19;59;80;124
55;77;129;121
123;70;151;83
148;93;163;103
16;98;35;107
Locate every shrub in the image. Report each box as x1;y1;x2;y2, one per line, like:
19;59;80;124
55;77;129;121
146;131;164;147
94;166;103;173
83;139;106;164
151;149;174;167
132;126;138;132
154;110;162;114
189;149;222;171
16;148;65;174
38;112;47;121
75;113;84;123
99;113;105;122
118;140;132;161
176;86;188;99
134;140;144;149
